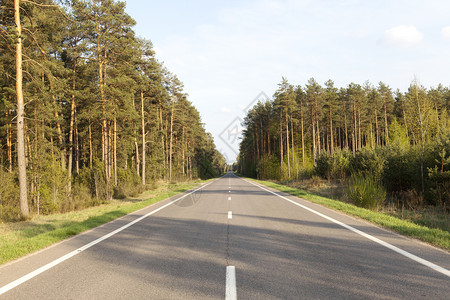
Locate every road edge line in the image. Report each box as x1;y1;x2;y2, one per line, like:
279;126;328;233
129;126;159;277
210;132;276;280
241;177;450;278
0;179;217;296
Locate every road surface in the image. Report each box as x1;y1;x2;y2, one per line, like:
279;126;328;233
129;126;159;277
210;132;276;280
0;172;449;299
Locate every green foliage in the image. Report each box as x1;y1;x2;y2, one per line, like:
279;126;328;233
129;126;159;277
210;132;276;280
427;136;450;208
350;147;386;180
115;167;141;198
346;172;386;210
75;160;110;203
315;148;352;180
0;169;19;222
389;118;409;150
258;154;281;180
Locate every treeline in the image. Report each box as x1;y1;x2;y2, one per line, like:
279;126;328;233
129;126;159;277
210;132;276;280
238;77;449;209
0;0;225;221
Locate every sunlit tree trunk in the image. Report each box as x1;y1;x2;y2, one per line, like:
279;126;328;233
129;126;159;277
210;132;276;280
312;105;316;163
15;0;29;219
384;101;389;145
169;96;175;182
141;90;146;185
279;109;283;169
285;108;290;178
68;60;77;192
114;118;117;186
7;109;13;172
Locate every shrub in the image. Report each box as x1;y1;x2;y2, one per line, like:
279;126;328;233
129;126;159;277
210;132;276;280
315;151;330;179
115;166;141;197
0;168;19;221
350;147;385;180
346;172;386;210
329;148;351;180
315;149;351;180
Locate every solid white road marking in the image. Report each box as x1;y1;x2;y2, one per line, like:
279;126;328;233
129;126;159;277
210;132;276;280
242;178;450;278
226;266;237;300
0;180;217;296
228;197;231;201
228;211;232;219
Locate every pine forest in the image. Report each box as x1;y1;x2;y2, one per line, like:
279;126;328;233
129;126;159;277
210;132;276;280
238;77;449;211
0;0;225;221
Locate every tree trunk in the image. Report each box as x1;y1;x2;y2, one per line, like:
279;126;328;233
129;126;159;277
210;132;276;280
169;96;175;182
358;103;362;150
352;101;357;154
279;109;283;170
301;105;305;165
68;60;77;192
141;90;146;185
291;117;297;178
89;122;93;169
312;105;316;163
374;98;380;145
75;112;80;174
285;108;290;178
329;106;334;154
135;137;140;177
114;118;117;187
7;109;13;172
15;0;29;219
384;101;389;145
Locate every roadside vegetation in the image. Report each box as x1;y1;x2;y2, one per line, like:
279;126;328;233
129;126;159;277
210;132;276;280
236;76;449;249
0;180;207;265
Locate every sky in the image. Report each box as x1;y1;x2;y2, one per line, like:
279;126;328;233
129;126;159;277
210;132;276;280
123;0;450;163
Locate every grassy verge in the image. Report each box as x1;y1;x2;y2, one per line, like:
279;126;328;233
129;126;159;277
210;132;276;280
250;178;450;251
0;180;208;265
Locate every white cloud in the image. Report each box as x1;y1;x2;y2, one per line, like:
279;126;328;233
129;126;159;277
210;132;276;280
382;25;423;47
441;26;450;40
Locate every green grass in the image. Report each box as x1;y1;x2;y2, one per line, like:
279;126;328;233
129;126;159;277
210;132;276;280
0;180;208;265
250;178;450;251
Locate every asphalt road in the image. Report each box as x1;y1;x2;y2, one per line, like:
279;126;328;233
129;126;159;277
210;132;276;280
0;172;449;299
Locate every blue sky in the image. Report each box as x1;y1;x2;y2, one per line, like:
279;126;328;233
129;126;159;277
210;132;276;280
124;0;450;163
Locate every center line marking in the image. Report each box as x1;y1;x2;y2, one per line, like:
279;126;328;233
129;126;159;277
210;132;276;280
228;211;232;219
226;266;237;300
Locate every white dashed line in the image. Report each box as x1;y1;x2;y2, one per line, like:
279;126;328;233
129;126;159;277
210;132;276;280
226;266;237;300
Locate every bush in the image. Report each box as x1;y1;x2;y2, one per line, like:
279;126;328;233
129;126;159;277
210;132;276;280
258;154;281;180
115;166;141;197
350;147;385;180
346;172;386;210
0;168;19;221
315;151;330;179
315;148;351;180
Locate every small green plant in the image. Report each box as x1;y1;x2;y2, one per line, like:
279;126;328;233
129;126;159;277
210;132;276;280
346;172;386;210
